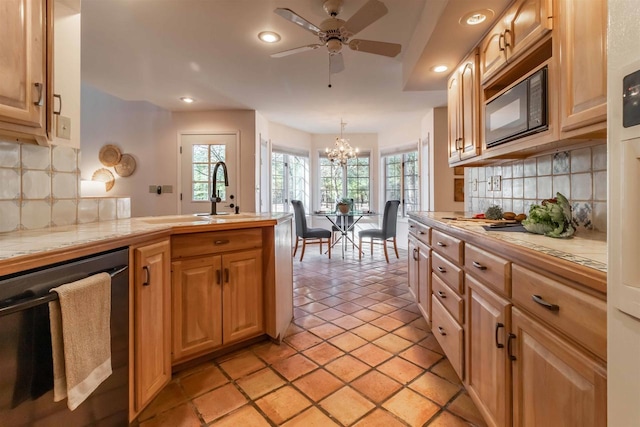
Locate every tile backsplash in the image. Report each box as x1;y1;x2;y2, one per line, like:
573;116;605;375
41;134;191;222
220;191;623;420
0;141;130;233
465;144;607;232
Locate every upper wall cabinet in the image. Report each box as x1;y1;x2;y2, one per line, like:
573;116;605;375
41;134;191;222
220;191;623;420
0;0;53;145
480;0;553;84
556;0;607;137
448;50;480;165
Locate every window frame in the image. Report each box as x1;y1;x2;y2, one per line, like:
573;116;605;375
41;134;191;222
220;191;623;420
318;151;371;212
382;149;420;217
271;149;310;213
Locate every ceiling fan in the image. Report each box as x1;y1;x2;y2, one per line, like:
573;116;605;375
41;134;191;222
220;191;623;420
272;0;401;74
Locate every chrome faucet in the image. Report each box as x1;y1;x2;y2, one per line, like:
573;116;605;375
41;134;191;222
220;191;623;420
210;161;229;215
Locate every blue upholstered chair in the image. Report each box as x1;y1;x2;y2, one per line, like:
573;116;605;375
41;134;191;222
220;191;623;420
291;200;331;261
358;200;400;263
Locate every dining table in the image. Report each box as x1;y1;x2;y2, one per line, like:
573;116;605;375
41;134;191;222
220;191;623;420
313;211;378;259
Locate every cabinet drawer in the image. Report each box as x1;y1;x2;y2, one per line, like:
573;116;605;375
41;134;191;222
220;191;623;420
512;264;606;360
465;243;511;296
432;273;464;324
408;220;430;245
432;296;464;380
432;252;464;295
431;229;463;264
172;228;262;259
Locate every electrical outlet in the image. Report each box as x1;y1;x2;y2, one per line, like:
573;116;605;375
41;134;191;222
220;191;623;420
487;176;494;191
493;175;502;192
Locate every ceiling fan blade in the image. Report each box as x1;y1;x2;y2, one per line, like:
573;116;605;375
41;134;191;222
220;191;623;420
274;8;321;36
271;44;323;58
329;53;345;74
344;0;388;36
348;39;401;57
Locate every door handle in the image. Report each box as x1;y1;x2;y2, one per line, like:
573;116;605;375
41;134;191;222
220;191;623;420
437;290;446;299
532;295;560;311
412;248;419;261
33;83;43;106
437;266;446;273
142;266;150;286
472;261;487;270
436;241;447;247
437;326;447;336
507;333;517;361
53;94;62;115
495;322;504;348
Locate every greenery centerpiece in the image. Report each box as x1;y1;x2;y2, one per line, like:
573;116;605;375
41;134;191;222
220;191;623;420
337;197;351;214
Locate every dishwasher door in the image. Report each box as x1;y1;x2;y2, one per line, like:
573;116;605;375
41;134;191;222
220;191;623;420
0;248;129;426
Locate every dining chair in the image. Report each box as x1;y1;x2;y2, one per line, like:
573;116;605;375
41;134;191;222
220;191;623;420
291;200;331;261
358;200;400;263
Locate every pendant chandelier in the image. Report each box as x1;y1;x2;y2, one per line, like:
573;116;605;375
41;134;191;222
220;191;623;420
325;119;358;166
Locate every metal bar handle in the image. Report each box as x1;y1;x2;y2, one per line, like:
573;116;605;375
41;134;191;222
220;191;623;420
33;83;43;106
437;266;446;273
412;248;419;261
532;295;560;311
472;261;487;270
507;333;517;361
214;239;230;245
498;33;505;51
142;266;151;286
436;241;447;247
437;290;446;299
495;322;504;348
503;29;511;47
53;94;62;115
437;326;447;336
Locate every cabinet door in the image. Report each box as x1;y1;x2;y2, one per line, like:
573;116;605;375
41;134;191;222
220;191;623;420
171;256;223;363
447;72;461;164
480;26;508;82
506;0;553;61
511;307;607;427
133;240;171;414
557;0;607;133
466;276;512;427
222;249;264;343
0;0;51;143
417;241;430;322
408;236;419;302
459;54;480;161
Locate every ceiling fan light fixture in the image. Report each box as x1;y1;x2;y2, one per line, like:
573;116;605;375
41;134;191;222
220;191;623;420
326;38;343;53
180;96;195;103
431;65;448;73
258;31;281;43
460;9;494;26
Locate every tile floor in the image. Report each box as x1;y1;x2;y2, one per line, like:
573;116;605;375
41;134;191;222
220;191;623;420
139;245;487;426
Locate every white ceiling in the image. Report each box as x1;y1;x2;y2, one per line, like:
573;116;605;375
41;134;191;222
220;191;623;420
80;0;510;134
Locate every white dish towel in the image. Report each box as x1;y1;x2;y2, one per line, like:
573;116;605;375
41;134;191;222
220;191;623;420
49;272;112;411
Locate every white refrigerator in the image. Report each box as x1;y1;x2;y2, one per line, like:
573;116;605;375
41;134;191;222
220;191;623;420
608;0;640;425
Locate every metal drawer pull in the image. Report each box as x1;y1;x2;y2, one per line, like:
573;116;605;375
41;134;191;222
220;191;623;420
532;295;560;311
419;231;426;235
436;241;447;247
472;261;487;270
495;322;504;348
142;266;151;286
437;326;447;336
437;266;446;273
507;333;517;361
214;239;230;245
53;94;62;115
437;290;446;298
412;248;419;261
33;83;43;106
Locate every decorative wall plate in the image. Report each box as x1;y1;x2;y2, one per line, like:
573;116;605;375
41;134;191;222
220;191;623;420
99;144;122;167
92;168;115;191
114;153;136;177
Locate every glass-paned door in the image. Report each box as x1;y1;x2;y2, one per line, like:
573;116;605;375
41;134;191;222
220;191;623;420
271;151;309;213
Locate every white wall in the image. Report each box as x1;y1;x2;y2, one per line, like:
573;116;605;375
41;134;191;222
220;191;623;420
80;84;175;217
269;122;312;152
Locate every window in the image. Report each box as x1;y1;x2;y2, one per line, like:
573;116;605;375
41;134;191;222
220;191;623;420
384;151;419;216
319;154;370;211
191;144;226;201
271;150;309;212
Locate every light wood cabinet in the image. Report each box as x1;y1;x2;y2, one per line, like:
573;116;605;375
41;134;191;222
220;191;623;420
408;220;431;322
448;50;480;164
0;0;53;145
556;0;607;135
408;236;420;301
131;239;172;418
511;307;607;427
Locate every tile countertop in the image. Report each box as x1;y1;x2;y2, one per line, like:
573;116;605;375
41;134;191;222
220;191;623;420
0;213;292;276
409;212;607;274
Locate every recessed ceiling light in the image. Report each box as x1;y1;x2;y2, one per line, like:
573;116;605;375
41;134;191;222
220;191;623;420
460;9;494;26
180;97;194;103
432;65;449;73
258;31;281;43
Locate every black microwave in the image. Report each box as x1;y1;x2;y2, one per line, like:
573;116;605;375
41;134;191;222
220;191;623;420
485;66;548;147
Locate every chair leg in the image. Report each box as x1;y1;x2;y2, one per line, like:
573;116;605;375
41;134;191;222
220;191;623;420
359;236;363;260
327;237;331;259
392;237;399;259
383;240;390;263
370;239;374;256
300;240;307;261
320;239;323;254
292;236;299;257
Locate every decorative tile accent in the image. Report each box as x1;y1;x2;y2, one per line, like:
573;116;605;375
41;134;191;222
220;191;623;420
553;151;570;174
0;168;20;199
0;141;20;168
572;202;593;230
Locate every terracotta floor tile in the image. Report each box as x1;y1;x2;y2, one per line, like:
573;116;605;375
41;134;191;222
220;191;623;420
139;382;187;421
179;364;228;399
394;325;429;342
139;402;201;427
384;297;413;309
351;323;388;341
293;368;344;402
370;315;405;332
219;351;266;379
192;383;247;423
373;333;414;353
350;296;378;307
253;341;297;365
388;308;422;323
293;295;314;306
419;334;445;355
409;316;430;331
236;367;286;400
431;359;463;385
331;314;365;330
350;370;402;404
302;342;345;365
173;362;209;380
400;344;443;369
367;292;393;302
447;392;488;426
281;406;341;427
317;296;345;306
328;331;368;352
325;354;371;382
409;372;460;406
315;307;347;321
306;290;331;300
271;354;318;381
293;314;326;329
377;356;424;384
211;405;271;427
351;343;394;367
368;302;398;314
308;322;345;339
285;323;305;336
333;301;364;314
428;410;475;427
382;388;440;426
319;386;376;425
284;331;324;351
298;302;329;313
255;385;312;425
352;408;408;427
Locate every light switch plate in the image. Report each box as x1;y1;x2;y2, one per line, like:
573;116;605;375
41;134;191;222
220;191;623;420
56;116;71;139
493;175;502;192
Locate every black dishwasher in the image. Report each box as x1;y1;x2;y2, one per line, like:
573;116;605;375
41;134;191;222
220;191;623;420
0;248;129;426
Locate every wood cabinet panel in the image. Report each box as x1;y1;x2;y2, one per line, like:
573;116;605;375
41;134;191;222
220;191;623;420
448;50;480;164
447;72;461;164
171;228;262;259
432;273;463;324
465;243;511;297
417;241;431;323
506;0;553;61
432;252;464;295
408;236;419;302
432;296;464;380
431;229;463;264
408;219;430;245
